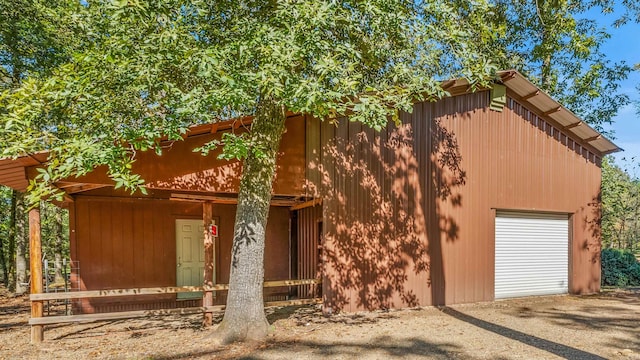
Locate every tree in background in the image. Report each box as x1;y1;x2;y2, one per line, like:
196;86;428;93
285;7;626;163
0;187;10;286
0;0;74;295
601;156;640;252
40;201;69;284
0;0;73;88
12;191;28;294
0;0;497;341
0;189;30;295
0;189;69;293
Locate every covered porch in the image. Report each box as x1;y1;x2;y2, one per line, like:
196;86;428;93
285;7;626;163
25;191;323;342
0;115;325;342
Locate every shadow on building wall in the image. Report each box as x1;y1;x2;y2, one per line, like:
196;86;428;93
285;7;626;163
309;112;466;312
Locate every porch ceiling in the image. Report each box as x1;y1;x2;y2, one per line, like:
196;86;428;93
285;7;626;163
169;192;317;208
0;152;48;191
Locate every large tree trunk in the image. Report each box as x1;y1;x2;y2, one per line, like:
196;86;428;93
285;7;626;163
214;98;287;343
15;192;28;295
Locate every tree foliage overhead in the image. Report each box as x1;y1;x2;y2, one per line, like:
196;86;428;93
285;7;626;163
0;0;497;202
587;0;640;27
0;0;499;341
487;0;633;134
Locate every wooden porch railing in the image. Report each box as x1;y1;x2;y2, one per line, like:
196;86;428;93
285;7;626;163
29;278;322;341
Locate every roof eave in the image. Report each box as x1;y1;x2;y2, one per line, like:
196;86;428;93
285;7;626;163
495;69;622;156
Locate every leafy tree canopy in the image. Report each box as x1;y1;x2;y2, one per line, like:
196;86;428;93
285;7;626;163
0;0;497;202
601;156;640;251
487;0;635;134
0;0;76;89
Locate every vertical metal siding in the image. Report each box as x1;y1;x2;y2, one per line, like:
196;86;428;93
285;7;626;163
73;197;292;313
69;117;307;196
305;115;322;198
495;211;569;299
311;90;602;312
296;204;322;298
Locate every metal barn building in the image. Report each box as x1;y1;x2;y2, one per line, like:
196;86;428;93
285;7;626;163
0;70;617;337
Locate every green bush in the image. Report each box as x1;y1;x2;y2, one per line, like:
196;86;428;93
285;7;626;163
601;248;640;287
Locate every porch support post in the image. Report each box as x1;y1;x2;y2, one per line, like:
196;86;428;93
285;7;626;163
202;201;214;327
29;206;44;343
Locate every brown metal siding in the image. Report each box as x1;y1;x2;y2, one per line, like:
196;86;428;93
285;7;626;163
63;116;307;196
72;197;291;313
304;115;322;197
313;91;601;312
296;204;323;298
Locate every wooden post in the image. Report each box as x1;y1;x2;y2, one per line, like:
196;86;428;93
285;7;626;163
202;201;214;327
29;207;44;343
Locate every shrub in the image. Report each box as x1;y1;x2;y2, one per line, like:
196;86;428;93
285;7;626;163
601;248;640;287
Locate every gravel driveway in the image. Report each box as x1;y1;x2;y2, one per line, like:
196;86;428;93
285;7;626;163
1;289;638;359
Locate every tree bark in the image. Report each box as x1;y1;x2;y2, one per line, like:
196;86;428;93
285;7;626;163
541;53;552;90
537;0;553;92
15;192;28;295
0;214;8;287
214;98;287;343
53;206;65;284
7;191;17;292
202;201;215;327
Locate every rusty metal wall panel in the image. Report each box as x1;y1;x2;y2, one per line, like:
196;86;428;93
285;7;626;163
314;91;602;312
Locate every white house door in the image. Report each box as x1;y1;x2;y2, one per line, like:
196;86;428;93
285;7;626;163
176;219;209;299
495;211;569;299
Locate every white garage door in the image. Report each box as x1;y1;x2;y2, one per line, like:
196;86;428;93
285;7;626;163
495;211;569;299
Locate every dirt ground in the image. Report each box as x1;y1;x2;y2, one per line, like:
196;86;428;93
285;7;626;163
0;288;638;360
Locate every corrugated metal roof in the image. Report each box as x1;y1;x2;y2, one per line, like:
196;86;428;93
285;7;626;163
496;70;621;155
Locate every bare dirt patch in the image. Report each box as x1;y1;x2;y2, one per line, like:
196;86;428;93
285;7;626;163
1;288;638;359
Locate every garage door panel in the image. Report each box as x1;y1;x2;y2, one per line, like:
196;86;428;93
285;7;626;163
495;211;569;299
496;250;567;254
495;267;568;273
495;268;568;276
495;288;566;298
496;275;567;283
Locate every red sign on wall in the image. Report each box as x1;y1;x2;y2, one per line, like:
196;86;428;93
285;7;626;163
211;224;218;237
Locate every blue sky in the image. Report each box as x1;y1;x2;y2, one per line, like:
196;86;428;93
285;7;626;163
592;9;640;168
